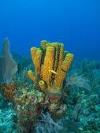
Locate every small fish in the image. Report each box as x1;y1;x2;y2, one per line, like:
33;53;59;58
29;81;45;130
49;70;57;75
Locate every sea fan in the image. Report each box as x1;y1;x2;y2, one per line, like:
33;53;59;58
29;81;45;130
0;38;17;83
66;73;91;91
35;112;63;133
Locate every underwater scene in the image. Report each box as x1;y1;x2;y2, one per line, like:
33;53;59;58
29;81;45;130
0;0;100;133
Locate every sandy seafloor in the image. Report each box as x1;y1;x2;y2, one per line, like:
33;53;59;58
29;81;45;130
0;55;100;133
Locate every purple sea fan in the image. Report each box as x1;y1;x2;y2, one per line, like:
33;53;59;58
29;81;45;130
0;38;17;84
66;73;91;91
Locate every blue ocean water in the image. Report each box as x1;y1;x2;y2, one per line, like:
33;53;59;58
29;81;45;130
0;0;100;59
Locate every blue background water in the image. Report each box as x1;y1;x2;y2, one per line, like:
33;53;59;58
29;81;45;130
0;0;100;59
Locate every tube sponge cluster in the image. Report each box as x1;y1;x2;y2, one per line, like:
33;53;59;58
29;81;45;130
27;40;74;95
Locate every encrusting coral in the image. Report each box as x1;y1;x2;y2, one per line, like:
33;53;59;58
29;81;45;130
0;84;16;100
14;88;45;131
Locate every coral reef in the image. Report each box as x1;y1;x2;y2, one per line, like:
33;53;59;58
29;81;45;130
12;40;73;132
1;39;100;133
14;87;44;133
0;49;100;133
0;39;74;132
27;40;73;116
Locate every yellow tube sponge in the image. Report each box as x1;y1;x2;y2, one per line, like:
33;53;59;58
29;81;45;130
27;70;35;82
38;80;47;92
55;53;74;89
27;40;74;95
31;48;42;75
41;46;55;87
